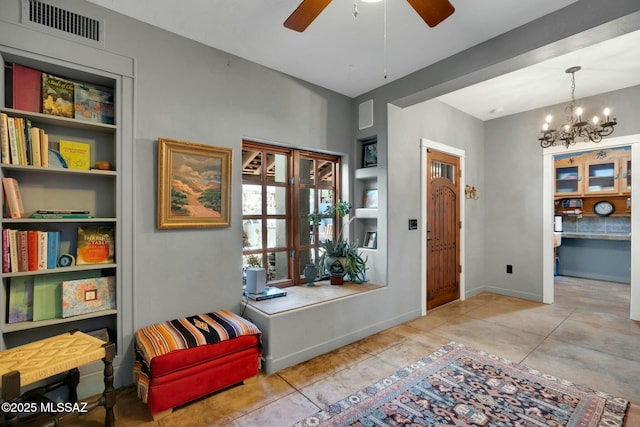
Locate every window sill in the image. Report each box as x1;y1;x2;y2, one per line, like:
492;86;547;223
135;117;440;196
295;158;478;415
245;280;384;316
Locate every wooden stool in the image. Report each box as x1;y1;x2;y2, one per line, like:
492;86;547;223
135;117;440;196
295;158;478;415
0;330;115;427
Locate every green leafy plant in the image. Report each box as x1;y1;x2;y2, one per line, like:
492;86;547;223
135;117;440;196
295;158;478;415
310;200;368;283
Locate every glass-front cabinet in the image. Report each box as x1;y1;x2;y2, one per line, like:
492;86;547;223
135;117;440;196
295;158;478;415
584;159;618;195
621;151;631;195
554;161;583;196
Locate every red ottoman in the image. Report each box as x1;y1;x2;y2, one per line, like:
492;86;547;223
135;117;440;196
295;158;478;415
134;310;262;418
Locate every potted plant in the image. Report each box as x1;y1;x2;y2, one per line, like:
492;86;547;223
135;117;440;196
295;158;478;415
314;200;368;283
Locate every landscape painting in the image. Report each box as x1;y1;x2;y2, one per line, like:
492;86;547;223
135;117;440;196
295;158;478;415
157;138;232;229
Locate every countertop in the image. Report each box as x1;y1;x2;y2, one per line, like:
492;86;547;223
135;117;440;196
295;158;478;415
562;232;631;241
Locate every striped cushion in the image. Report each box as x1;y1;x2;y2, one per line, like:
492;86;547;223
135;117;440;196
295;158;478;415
133;310;261;403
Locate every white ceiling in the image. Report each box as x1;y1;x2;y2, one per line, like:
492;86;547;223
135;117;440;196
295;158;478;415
87;0;640;120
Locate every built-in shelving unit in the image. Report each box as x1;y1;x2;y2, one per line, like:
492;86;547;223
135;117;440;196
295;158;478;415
1;50;120;352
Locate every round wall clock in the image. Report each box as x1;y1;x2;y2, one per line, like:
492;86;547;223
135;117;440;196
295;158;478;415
593;200;615;217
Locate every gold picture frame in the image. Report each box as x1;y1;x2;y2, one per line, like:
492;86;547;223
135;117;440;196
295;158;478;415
157;138;232;229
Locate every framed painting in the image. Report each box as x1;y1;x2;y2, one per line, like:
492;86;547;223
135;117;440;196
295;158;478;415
157;138;232;229
362;140;377;168
364;231;377;249
363;188;378;209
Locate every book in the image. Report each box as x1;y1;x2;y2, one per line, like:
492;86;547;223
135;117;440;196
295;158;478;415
39;129;49;167
32;270;101;321
30;126;41;167
14;117;26;165
42;73;75;118
2;177;25;218
8;276;34;323
8;229;18;273
59;140;90;170
74;82;114;125
38;231;48;270
7;116;20;165
17;230;29;272
12;64;42;113
30;213;95;219
2;228;9;273
61;276;115;318
76;226;114;265
47;231;60;269
38;209;90;214
23;118;32;165
27;230;39;271
1;113;9;164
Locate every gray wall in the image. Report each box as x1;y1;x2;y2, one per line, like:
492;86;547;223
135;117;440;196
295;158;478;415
388;100;486;298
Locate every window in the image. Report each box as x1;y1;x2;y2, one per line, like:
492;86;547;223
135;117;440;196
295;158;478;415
242;141;341;286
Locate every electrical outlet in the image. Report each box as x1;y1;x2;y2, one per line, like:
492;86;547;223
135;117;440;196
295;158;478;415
506;265;513;274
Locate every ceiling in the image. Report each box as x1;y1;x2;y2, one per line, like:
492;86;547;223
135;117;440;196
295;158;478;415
86;0;640;121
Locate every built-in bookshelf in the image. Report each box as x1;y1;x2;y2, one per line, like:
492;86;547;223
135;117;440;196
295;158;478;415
1;52;119;351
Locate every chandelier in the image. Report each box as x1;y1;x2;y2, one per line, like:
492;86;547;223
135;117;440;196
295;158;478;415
539;66;617;149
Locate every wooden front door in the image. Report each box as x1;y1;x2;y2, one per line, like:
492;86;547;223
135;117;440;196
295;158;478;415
426;149;460;310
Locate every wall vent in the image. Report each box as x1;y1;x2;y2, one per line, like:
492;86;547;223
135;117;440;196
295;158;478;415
22;0;103;45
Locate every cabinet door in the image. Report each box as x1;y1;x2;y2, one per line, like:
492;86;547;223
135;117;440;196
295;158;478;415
584;159;618;195
621;154;631;195
555;164;583;196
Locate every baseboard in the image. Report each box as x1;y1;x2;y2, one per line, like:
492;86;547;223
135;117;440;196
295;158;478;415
261;309;421;375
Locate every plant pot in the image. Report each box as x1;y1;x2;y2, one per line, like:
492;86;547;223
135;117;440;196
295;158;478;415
324;256;346;275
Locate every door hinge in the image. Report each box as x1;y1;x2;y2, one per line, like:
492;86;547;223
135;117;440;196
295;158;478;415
459;221;462;229
290;249;295;258
460;265;462;273
289;177;295;185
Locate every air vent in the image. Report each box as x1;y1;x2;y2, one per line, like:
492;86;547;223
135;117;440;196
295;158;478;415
22;0;102;44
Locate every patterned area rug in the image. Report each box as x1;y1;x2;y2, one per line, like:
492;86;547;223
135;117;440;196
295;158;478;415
294;342;629;427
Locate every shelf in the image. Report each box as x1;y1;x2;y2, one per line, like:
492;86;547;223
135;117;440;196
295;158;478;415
1;164;116;176
355;208;378;219
1;108;116;133
2;263;117;278
355;167;378;180
2;217;117;224
2;309;118;333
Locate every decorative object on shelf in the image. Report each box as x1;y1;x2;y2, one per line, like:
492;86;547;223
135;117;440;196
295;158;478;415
539;66;617;149
57;253;75;268
62;276;115;318
364;231;377;249
157;138;232;229
303;263;318;286
48;148;68;168
363;188;378;208
94;161;113;170
464;185;478;199
362;140;377;168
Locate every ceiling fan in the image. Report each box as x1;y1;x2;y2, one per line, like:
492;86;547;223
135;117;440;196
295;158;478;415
284;0;455;32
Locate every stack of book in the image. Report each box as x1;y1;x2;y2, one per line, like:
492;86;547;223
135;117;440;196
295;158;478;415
2;229;60;274
0;113;49;167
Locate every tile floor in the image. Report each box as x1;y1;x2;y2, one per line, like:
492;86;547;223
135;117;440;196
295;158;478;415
68;276;639;426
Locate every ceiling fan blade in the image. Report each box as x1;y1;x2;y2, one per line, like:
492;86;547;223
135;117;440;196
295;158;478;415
284;0;333;32
406;0;455;28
